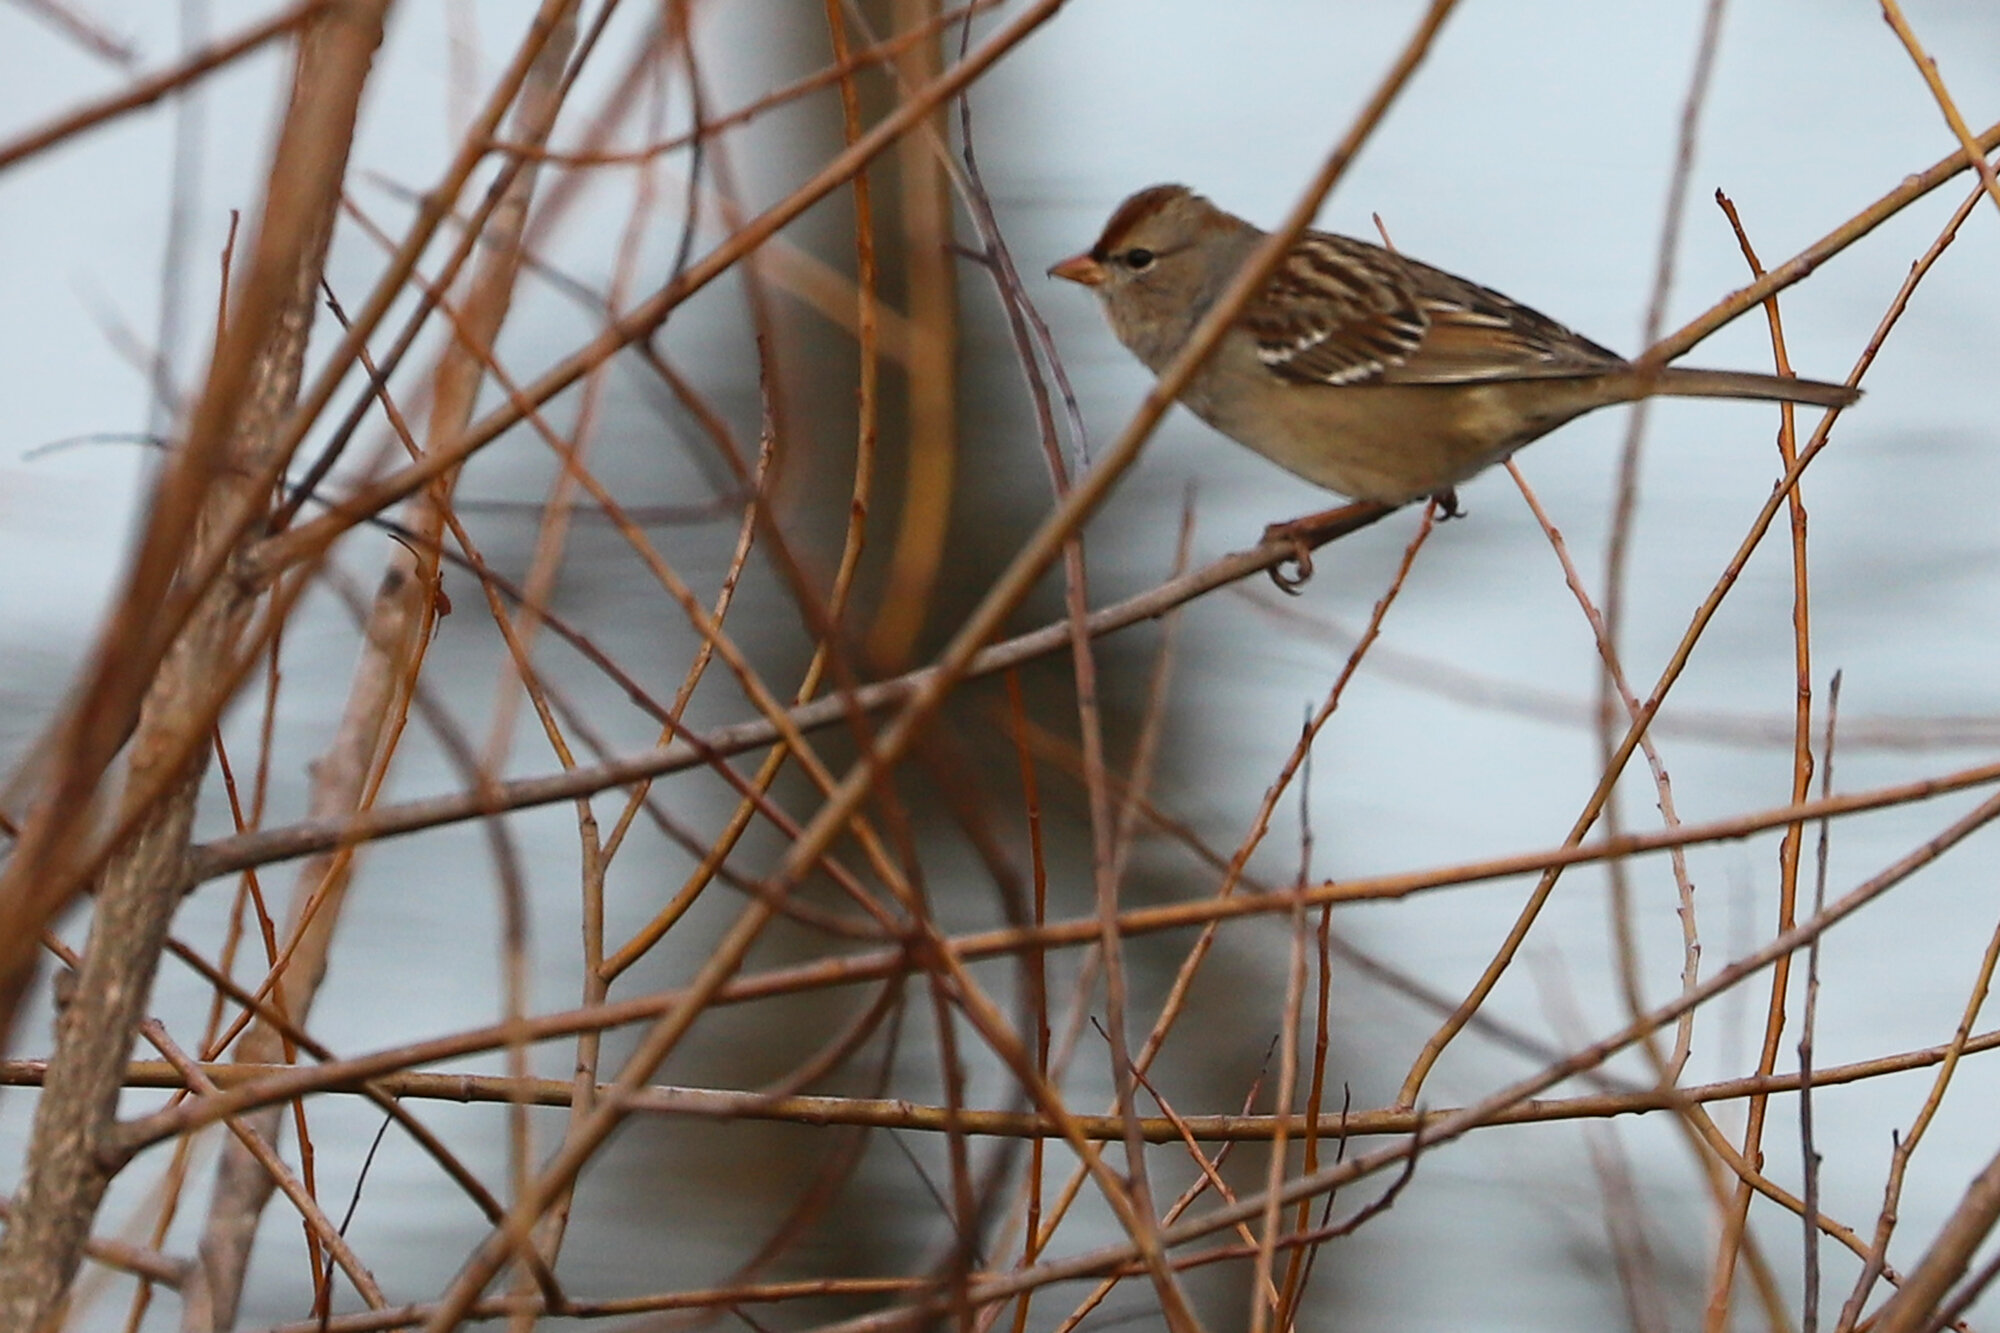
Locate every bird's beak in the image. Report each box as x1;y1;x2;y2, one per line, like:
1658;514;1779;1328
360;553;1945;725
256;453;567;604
1048;251;1106;287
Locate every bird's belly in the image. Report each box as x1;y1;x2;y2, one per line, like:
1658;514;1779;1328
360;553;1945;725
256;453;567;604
1190;381;1605;506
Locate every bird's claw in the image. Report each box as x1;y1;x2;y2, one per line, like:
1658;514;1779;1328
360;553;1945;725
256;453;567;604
1263;524;1315;594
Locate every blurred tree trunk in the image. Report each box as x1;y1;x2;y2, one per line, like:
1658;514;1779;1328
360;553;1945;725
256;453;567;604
860;0;959;670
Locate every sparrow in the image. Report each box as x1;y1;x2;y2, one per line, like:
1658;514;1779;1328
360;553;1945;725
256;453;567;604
1050;184;1858;507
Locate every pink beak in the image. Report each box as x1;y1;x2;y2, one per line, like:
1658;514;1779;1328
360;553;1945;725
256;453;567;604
1048;252;1106;287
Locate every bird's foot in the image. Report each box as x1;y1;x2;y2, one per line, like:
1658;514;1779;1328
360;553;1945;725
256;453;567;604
1430;488;1464;520
1267;532;1315;594
1262;500;1395;594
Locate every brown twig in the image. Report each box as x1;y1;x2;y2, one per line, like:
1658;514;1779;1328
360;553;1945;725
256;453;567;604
3;1013;1991;1148
1802;671;1842;1333
0;1;322;171
1703;185;1813;1333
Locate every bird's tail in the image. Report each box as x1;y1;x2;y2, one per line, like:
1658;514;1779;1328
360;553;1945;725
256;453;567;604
1651;366;1860;410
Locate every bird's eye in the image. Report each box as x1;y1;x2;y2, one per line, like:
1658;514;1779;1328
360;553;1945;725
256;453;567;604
1122;248;1156;271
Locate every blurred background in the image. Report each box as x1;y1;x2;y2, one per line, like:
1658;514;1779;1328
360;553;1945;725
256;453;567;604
3;2;1999;1329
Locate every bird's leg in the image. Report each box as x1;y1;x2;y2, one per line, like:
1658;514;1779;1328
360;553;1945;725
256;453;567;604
1260;499;1398;594
1269;538;1315;594
1430;487;1463;519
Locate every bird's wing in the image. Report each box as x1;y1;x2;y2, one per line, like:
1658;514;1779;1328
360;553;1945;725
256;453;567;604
1242;234;1431;385
1246;233;1627;387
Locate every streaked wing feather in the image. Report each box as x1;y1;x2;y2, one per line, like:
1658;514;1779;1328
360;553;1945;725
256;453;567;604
1248;233;1629;387
1244;236;1428;386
